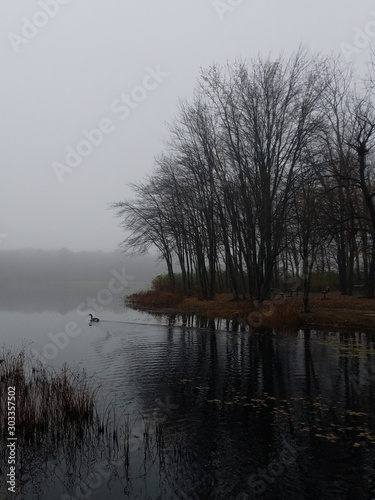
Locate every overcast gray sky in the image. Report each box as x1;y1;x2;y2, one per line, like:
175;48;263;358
1;0;374;251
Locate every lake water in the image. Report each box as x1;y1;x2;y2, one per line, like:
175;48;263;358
1;285;375;499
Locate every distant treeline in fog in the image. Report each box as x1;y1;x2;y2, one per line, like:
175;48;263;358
0;248;164;286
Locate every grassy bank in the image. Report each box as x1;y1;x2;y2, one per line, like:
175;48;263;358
126;290;375;332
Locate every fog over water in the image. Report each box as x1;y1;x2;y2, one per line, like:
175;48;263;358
0;248;165;313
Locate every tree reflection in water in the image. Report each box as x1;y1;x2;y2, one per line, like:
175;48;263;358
1;325;375;499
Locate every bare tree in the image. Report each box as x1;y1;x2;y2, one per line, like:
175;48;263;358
112;49;375;306
292;160;328;312
110;179;176;284
200;48;328;302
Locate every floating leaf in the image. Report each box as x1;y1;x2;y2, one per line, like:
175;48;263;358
346;410;367;416
315;433;339;441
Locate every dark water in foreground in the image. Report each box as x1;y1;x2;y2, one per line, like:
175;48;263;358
1;289;375;499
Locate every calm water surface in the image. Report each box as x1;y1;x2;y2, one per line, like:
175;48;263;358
1;287;375;499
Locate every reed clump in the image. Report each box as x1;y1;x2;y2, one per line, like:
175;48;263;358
0;348;181;497
0;349;99;448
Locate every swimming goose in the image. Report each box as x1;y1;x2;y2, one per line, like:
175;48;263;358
89;314;100;322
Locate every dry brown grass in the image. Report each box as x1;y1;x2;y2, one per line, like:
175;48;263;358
127;290;375;331
276;292;374;331
126;289;183;309
299;291;375;311
0;349;100;447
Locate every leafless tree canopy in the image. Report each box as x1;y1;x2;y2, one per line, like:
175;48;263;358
111;48;375;307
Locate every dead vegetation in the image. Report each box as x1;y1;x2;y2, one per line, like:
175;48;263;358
126;290;375;332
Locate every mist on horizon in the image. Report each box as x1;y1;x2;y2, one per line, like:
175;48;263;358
0;248;166;312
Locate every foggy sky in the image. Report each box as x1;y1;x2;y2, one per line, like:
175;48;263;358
1;0;374;252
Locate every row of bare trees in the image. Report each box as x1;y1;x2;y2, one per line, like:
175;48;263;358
112;48;375;311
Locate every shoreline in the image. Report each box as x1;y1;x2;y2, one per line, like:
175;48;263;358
126;290;375;333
